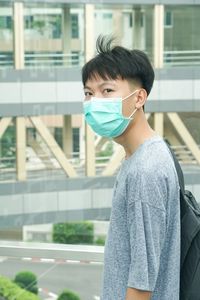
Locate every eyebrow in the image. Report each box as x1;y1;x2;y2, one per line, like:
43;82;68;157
84;81;117;90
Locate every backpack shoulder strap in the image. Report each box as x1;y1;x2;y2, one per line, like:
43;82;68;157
165;142;188;216
165;142;185;194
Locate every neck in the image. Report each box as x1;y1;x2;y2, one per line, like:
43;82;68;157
114;109;156;158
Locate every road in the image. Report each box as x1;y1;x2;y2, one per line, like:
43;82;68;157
0;256;103;300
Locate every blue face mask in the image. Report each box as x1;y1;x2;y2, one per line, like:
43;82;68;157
83;90;138;138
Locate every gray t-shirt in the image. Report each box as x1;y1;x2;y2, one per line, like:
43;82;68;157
101;136;180;300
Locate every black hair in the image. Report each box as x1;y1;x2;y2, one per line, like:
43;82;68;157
82;35;155;96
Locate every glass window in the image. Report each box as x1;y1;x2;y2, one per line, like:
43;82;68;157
0;15;12;29
24;3;84;68
94;4;154;64
71;13;79;38
164;6;200;66
0;4;13;68
103;12;112;19
164;11;173;27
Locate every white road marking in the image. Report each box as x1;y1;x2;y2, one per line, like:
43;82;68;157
40;258;55;263
39;287;57;299
22;257;32;261
93;296;100;300
21;256;102;265
48;292;57;298
66;259;80;264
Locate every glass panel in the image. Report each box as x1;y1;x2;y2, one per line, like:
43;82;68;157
94;4;154;63
164;5;200;66
24;3;85;69
0;112;106;300
0;3;13;68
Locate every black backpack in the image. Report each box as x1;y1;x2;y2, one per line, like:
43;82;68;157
167;144;200;300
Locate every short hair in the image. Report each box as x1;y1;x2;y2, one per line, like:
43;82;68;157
82;35;155;96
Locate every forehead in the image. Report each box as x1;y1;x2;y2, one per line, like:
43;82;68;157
84;75;129;89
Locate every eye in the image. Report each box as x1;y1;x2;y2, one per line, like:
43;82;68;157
84;91;93;101
84;91;93;97
104;88;114;94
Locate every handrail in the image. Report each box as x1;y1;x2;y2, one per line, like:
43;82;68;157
0;145;199;179
163;50;200;65
2;50;200;68
0;240;104;262
24;52;85;67
164;50;200;54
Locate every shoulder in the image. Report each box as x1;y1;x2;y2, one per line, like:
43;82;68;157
125;137;179;206
128;137;175;178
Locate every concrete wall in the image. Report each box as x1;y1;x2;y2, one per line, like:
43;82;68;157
0;176;199;229
0;67;200;116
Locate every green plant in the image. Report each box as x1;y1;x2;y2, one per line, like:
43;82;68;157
14;271;38;294
53;221;94;245
94;236;106;246
0;275;40;300
32;20;45;34
57;289;80;300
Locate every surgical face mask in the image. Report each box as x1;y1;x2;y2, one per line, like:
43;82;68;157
83;90;138;138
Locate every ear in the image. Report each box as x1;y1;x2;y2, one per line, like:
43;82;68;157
135;89;147;109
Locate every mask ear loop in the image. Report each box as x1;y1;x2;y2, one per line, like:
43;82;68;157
122;89;139;101
128;108;138;119
122;90;139;119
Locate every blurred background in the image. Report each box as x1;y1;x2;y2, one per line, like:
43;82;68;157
0;0;200;299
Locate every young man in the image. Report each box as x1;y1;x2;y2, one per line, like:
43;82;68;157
82;36;180;300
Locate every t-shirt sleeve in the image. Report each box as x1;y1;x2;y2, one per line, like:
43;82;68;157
127;171;167;291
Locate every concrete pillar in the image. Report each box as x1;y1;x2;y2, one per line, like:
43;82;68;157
63;115;73;158
30;117;77;177
168;113;200;164
62;6;71;66
102;145;125;176
154;113;164;137
84;4;95;176
132;8;143;49
153;5;164;68
79;116;85;161
16;117;26;181
113;10;123;42
0;118;12;139
85;4;95;62
13;2;24;69
153;6;164;146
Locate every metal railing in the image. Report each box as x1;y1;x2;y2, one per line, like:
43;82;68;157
2;50;200;69
164;50;200;66
0;240;104;262
0;52;85;69
24;52;85;68
0;152;112;181
0;54;14;68
172;145;199;164
0;145;199;182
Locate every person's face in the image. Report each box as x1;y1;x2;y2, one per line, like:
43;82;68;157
83;75;141;118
